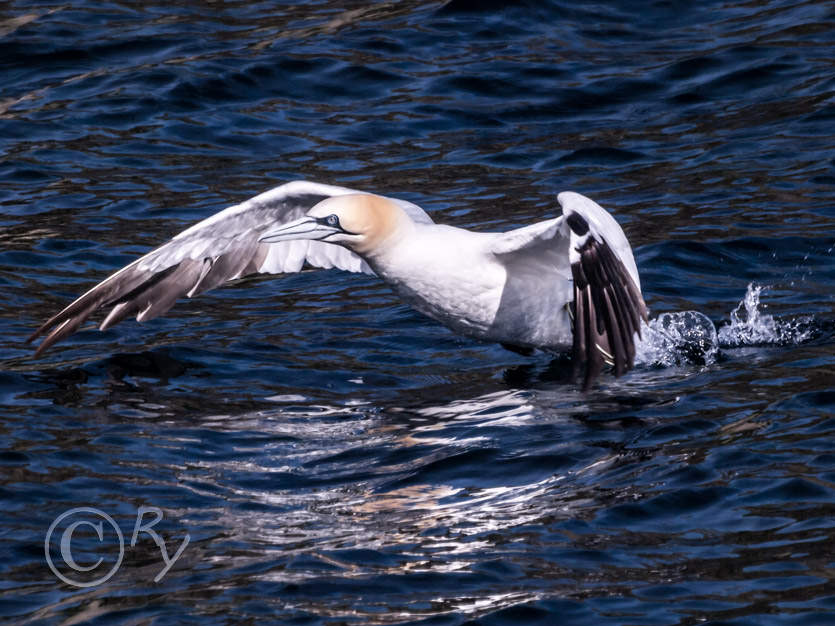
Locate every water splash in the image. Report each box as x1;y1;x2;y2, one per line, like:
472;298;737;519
717;283;813;347
636;310;719;367
636;283;814;368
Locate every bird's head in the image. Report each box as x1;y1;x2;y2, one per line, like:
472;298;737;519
259;193;410;256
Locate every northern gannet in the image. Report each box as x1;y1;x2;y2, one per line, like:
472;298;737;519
29;181;647;387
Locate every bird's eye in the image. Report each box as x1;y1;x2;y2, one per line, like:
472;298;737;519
326;214;339;227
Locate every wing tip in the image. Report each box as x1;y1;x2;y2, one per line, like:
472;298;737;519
570;232;647;390
26;325;47;345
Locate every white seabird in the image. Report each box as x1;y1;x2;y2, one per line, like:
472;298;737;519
29;181;647;387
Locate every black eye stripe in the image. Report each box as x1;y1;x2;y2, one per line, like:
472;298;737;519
313;214;360;236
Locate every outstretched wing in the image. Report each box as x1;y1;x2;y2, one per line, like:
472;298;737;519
29;180;433;355
559;192;647;388
490;191;646;388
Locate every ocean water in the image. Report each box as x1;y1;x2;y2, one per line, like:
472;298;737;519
1;1;834;624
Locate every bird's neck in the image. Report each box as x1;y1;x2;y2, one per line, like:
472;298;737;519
352;214;417;260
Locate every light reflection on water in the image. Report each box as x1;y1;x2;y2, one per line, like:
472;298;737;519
151;390;624;621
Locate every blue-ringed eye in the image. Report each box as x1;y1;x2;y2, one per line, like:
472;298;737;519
326;214;339;227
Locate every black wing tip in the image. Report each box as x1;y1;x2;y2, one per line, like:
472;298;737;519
28;300;95;354
29;317;80;357
27;265;164;358
570;235;646;390
26;326;46;345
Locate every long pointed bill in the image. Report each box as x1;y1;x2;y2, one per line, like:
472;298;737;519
259;217;339;243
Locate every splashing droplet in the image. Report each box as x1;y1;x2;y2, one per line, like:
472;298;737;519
717;283;813;347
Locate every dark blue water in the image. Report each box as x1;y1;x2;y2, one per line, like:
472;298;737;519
2;1;835;624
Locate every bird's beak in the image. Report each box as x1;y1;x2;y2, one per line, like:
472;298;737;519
259;217;337;243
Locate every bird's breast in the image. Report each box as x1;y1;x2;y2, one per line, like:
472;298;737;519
391;268;506;336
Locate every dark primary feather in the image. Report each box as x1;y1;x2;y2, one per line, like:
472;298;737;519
568;214;648;389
